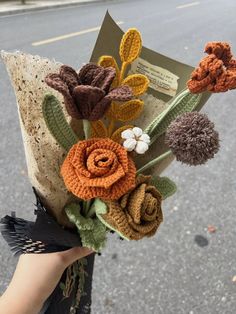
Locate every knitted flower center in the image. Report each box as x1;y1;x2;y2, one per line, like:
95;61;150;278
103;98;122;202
141;193;158;221
128;190;158;225
86;149;119;177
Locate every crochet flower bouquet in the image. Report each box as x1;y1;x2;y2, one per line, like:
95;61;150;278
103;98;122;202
1;13;236;314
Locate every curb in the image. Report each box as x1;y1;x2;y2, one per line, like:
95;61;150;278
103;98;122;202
0;0;109;16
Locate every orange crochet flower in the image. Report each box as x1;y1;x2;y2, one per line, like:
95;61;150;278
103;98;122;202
61;138;136;200
187;42;236;93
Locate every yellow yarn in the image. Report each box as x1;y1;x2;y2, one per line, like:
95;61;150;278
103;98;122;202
116;99;144;122
119;28;142;63
98;55;120;87
97;28;149;137
122;74;149;96
90;120;108;138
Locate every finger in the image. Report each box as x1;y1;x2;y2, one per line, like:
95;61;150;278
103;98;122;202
61;247;94;266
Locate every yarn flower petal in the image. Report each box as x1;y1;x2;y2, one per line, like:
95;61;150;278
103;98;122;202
123;138;137;151
45;73;82;119
73;85;105;120
135;141;149;154
91;67;116;92
89;97;112;121
121;129;135;140
78;63;101;85
106;85;133;102
59;65;80;91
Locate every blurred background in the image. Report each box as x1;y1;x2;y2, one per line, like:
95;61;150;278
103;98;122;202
0;0;236;313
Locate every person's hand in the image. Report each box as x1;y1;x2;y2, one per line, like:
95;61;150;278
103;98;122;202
0;247;93;314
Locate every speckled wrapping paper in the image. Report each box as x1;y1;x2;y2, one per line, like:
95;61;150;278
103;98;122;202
1;13;211;226
0;51;80;227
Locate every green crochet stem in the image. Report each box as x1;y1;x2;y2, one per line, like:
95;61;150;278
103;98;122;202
84;200;93;218
145;89;202;144
137;150;173;174
42;94;78;151
83;119;91;139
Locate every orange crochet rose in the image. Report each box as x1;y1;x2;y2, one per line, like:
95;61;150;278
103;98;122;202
61;138;136;200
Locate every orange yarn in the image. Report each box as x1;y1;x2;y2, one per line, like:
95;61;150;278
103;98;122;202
61;138;136;200
187;42;236;93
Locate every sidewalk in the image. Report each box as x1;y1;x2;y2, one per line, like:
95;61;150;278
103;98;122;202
0;0;105;16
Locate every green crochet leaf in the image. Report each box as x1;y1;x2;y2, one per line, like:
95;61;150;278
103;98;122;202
151;176;177;200
92;198;108;215
65;203;94;230
42;94;78;151
92;199;130;241
65;202;107;252
80;219;107;252
145;89;202;143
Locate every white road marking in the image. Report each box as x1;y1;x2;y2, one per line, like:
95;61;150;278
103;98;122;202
32;21;124;46
177;1;200;9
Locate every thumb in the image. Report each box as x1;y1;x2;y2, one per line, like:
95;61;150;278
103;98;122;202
60;247;94;266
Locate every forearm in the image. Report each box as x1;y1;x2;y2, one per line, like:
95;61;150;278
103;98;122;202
0;289;43;314
0;254;60;314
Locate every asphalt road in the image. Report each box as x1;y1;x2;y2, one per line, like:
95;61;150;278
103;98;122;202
1;0;236;313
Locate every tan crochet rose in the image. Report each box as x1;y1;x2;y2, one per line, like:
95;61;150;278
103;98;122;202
101;175;163;240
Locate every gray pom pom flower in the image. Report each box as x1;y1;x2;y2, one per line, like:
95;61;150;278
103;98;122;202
165;112;220;166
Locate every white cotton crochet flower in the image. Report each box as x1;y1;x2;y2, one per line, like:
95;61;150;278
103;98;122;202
121;127;150;154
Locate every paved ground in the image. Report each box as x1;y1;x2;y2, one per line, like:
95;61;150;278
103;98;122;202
0;0;236;313
0;0;102;16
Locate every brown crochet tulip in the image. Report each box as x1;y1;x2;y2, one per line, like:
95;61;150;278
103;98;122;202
187;42;236;93
101;175;163;240
45;63;133;120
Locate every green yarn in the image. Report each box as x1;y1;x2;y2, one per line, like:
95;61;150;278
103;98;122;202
42;94;78;151
137;150;173;174
151;176;177;200
145;89;202;143
92;198;108;215
79;219;106;252
92;198;130;241
83;119;91;140
65;202;107;252
66;203;94;230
